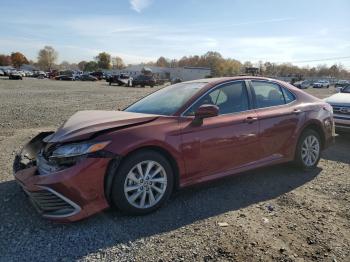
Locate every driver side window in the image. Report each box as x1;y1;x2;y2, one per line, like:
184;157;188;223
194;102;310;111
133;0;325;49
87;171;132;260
185;81;249;116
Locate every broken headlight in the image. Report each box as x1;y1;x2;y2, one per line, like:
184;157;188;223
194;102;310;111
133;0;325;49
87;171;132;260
50;141;111;161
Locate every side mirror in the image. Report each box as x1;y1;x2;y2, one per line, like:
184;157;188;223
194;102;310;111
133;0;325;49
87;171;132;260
192;104;219;125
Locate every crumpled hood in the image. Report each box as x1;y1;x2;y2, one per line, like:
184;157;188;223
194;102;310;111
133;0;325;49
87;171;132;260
44;110;159;143
324;93;350;105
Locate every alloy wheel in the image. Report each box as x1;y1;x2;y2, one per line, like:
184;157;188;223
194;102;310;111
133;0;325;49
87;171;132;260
301;135;320;167
124;160;167;209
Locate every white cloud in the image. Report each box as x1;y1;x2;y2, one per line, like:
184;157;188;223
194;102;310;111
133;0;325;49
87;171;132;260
129;0;153;13
1;14;349;68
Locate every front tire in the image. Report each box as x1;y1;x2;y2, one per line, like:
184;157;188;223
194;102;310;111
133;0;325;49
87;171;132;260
111;150;174;215
294;129;321;170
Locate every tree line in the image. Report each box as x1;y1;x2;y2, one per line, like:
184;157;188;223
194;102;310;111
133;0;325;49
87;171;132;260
0;47;126;72
149;52;350;79
1;47;349;79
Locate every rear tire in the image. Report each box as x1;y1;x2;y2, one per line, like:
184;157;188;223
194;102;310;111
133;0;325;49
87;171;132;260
294;129;321;170
111;150;174;215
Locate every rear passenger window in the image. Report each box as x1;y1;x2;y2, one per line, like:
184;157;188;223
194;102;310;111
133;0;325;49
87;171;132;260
281;87;296;103
251;81;285;108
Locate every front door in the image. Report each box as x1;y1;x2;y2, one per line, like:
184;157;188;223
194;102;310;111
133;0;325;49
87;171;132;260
180;81;260;184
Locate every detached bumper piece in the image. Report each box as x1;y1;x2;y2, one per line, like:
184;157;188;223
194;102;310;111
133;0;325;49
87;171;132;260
24;186;81;219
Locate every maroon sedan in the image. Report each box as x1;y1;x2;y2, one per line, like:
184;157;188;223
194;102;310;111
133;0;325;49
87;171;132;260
13;77;334;222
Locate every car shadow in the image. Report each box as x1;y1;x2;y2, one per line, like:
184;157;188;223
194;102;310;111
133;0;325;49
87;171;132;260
0;164;321;260
322;133;350;164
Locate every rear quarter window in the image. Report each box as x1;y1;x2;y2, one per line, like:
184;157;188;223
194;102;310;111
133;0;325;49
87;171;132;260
281;87;296;103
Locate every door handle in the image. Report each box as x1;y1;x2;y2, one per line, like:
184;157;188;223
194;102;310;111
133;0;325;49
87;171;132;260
293;109;302;115
245;116;258;123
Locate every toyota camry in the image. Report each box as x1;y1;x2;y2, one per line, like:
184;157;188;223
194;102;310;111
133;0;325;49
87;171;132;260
13;77;334;222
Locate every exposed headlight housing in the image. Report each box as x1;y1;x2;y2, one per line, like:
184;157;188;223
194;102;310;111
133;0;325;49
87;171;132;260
50;141;110;160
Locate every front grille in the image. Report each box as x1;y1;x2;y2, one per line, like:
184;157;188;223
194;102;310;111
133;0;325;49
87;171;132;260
25;188;80;217
332;105;350;115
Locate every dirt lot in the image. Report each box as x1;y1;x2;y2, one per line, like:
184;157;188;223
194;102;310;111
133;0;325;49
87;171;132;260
0;77;349;262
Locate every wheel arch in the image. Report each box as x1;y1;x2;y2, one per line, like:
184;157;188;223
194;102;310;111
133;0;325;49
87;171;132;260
104;145;180;204
299;121;326;149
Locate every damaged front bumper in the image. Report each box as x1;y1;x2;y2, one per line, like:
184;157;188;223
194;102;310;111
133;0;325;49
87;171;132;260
13;132;112;222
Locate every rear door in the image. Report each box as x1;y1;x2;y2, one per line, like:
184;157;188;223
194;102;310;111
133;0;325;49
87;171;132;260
249;80;303;161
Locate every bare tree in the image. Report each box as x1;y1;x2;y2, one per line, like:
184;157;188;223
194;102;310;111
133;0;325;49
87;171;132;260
37;46;58;70
112;56;126;69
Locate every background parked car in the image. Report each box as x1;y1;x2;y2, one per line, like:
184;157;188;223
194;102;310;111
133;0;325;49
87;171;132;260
24;70;33;77
55;75;75;81
324;85;350;133
313;80;330;88
132;75;156;87
90;71;104;80
9;71;23;80
335;80;349;92
171;77;182;84
293;80;311;89
155;78;168;85
108;74;133;86
80;74;98;81
0;69;4;76
3;69;12;76
32;70;47;79
16;70;26;77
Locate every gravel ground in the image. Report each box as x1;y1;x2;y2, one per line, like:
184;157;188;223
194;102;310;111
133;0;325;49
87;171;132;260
0;77;349;262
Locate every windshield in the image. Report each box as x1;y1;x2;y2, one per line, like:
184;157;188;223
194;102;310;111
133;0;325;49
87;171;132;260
341;85;350;93
125;82;207;115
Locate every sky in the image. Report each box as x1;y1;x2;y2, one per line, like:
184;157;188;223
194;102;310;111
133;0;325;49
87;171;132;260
0;0;349;68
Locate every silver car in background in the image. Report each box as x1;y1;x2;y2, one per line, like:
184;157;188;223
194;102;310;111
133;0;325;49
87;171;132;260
293;80;311;89
324;85;350;133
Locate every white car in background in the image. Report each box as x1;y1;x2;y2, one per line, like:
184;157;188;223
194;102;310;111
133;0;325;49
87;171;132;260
313;80;330;88
17;70;26;77
324;85;350;133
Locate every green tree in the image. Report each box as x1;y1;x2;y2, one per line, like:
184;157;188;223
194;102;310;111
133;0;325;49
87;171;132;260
84;61;98;72
95;52;111;69
200;51;225;76
222;58;242;76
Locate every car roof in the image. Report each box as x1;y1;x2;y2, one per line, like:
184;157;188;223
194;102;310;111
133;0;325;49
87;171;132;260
184;76;286;86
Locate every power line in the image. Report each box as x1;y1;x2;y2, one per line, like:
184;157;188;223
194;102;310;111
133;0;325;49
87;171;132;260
289;56;350;64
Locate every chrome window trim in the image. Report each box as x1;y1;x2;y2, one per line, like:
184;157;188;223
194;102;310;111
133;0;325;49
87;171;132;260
181;80;251;117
